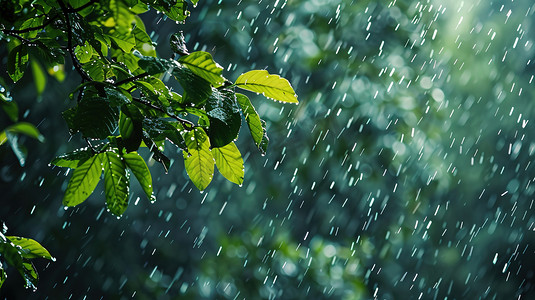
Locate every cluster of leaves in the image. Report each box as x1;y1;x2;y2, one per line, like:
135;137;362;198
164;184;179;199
0;222;55;290
0;84;44;166
1;0;297;217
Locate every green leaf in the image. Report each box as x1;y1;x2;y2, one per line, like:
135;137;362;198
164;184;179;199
0;265;5;289
102;151;130;216
6;237;55;261
172;67;212;106
6;122;44;142
19;16;44;39
142;133;170;172
0;131;6;146
20;261;38;290
236;93;268;154
51;148;94;169
64;97;119;139
170;31;189;56
132;26;156;57
137;55;170;75
82;59;106;81
74;41;94;64
120;104;143;152
28;39;65;67
205;88;241;147
123;152;154;201
142;118;186;149
7;45;29;83
183;127;214;191
108;32;136;53
105;86;132;106
150;0;189;22
31;61;47;96
135;76;172;106
5;131;27;166
63;154;102;207
235;70;298;103
0;88;18;122
212;142;244;185
179;51;225;87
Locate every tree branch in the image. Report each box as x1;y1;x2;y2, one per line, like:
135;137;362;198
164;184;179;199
2;16;57;35
57;0;92;82
114;72;149;86
132;97;195;130
2;32;39;47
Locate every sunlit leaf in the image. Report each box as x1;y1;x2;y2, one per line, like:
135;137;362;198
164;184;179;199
132;26;156;57
6;122;44;142
108;32;136;53
6;237;55;261
82;59;106;81
63;154;102;207
183;127;214;191
7;45;29;83
31;61;47;96
102;150;130;216
179;51;225;87
212;142;244;185
124;152;154;201
74;41;94;64
0;266;5;289
51;148;94;169
236;70;298;103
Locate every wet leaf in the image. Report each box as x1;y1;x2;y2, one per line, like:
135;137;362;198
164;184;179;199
212;142;244;185
183;127;214;191
236;70;298;103
63;154;102;207
179;51;225;87
236;93;268;154
51;148;95;169
6;237;55;261
7;45;29;83
102;150;130;216
124;152;154;201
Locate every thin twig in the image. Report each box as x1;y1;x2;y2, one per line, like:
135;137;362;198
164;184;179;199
57;0;92;82
2;32;39;47
114;72;149;86
132;97;195;130
3;16;57;34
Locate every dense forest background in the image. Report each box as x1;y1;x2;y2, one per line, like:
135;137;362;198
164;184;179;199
2;0;535;298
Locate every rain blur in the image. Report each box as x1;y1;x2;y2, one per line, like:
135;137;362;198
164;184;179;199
2;0;535;298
